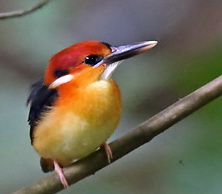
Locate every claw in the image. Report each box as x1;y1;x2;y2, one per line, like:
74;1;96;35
102;143;113;163
53;160;69;188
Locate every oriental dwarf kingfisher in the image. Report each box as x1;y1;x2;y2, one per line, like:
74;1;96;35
27;40;157;187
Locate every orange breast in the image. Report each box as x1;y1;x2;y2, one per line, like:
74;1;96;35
33;67;121;166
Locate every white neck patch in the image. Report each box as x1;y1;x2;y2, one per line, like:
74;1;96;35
100;61;123;80
49;74;75;89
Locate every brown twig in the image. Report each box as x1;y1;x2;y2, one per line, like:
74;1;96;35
0;0;53;20
14;75;222;194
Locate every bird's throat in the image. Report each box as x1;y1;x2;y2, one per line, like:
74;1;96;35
100;61;122;80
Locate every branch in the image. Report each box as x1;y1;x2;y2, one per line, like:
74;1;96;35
14;75;222;194
0;0;53;20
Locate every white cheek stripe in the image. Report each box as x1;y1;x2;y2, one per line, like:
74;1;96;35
49;74;75;89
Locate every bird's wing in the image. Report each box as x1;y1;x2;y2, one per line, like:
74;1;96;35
27;79;58;144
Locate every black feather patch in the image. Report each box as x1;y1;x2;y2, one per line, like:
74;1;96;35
54;69;69;78
27;79;58;144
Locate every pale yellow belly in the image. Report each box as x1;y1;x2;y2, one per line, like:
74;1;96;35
33;80;121;166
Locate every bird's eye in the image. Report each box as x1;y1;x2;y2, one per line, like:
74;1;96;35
54;69;69;78
84;55;103;66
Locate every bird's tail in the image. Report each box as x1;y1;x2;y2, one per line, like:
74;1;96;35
40;157;54;172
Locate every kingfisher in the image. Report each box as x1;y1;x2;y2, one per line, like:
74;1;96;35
27;40;157;187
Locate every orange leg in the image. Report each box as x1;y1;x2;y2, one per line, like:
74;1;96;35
53;160;69;188
102;143;113;163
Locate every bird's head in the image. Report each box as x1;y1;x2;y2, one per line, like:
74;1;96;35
44;40;157;89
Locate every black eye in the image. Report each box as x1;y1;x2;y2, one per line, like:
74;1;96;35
54;69;69;78
84;55;103;66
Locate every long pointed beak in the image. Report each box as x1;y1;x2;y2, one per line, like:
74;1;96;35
96;41;157;80
103;40;157;65
50;41;158;88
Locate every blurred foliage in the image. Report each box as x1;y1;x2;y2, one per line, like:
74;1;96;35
0;0;222;193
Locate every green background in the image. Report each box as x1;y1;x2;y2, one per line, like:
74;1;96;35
0;0;222;193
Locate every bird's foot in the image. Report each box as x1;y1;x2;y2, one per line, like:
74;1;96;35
102;143;113;163
53;160;69;188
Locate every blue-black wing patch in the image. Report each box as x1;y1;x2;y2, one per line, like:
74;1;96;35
27;79;58;144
